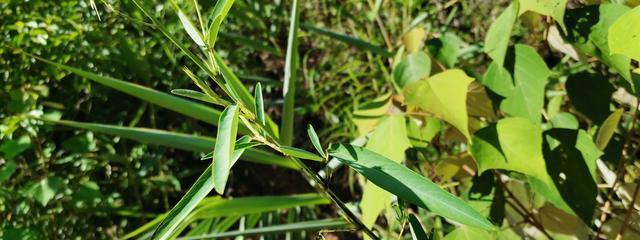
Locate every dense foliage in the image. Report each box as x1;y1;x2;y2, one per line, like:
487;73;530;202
2;0;640;239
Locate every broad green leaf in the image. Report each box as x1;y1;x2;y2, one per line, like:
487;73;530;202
442;226;493;240
426;32;462;68
0;135;31;160
328;144;495;230
404;69;474;140
353;93;392;136
609;6;640;61
306;124;326;159
213;105;240;194
302;24;392;57
175;5;204;46
542;129;602;223
518;0;567;31
564;4;632;88
150;164;215;240
566;72;614;124
37;58;225;127
393;52;431;88
23;176;64;206
280;0;300;146
596;109;624;150
171;89;217;104
402;28;426;53
206;0;235;48
42;119;296;169
254;82;265;125
408;214;429;240
549;112;579;129
360;115;411;231
482;61;514;97
0;160;17;183
484;1;519;65
280;146;323;162
500;44;551;123
547;95;563;119
182;219;348;239
407;118;441;148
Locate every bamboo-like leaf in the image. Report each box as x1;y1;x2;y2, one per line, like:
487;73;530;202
182;66;226;105
280;0;300;146
176;219;348;239
306;124;326;159
280;146;324;162
254;83;265;125
150;164;215;240
596;109;624;150
36;57;226;126
41;118;296;169
303;24;392;57
206;0;235;49
408;214;429;240
328;144;495;230
171;89;217;104
213;105;240;194
174;4;205;46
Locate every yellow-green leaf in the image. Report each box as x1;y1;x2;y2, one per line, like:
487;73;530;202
596;109;624;150
609;6;640;62
403;69;474;140
484;1;519;65
519;0;568;31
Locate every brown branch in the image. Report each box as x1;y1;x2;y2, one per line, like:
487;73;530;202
617;182;640;239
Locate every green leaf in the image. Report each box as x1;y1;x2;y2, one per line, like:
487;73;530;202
174;5;204;46
206;0;235;48
0;135;31;160
280;0;300;146
596;109;624;150
408;214;430;240
484;1;519;65
171;89;217;104
393;52;431;88
353;93;393;136
499;44;551;123
23;176;64;206
41;119;296;169
403;69;474;140
182;66;226;105
482;61;513;97
37;58;224;126
566;72;614;124
360;115;411;229
0;160;17;183
328;144;495;230
213;104;240;194
442;226;493;240
425;32;462;68
181;219;348;239
150;164;215;240
254;82;265;126
608;5;640;62
280;146;323;162
302;24;392;57
518;0;567;31
306;124;326;159
549;112;579;129
564;4;632;87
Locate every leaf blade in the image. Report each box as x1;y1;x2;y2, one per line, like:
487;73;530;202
213;105;240;194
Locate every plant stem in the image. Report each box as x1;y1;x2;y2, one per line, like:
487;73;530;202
617;181;640;239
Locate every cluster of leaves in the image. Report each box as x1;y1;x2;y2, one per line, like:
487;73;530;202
3;0;640;239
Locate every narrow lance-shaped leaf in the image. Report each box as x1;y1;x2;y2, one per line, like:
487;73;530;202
280;0;300;146
328;144;495;230
307;124;326;159
302;24;393;57
206;0;235;49
254;82;265;125
182;66;226;105
213;105;240;194
171;89;217;104
280;146;324;162
183;219;349;239
41;118;296;169
408;214;430;240
173;3;205;47
150;164;215;240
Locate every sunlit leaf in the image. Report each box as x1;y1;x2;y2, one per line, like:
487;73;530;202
213;105;240;194
307;124;326;159
484;1;519;65
329;144;495;230
280;146;323;162
206;0;235;48
596;109;624;150
518;0;567;30
393;52;431;88
608;6;640;62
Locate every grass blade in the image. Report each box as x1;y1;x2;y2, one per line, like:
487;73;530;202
328;144;495;230
176;219;349;239
306;124;326;159
280;0;300;146
254;83;266;126
302;24;393;57
41;118;296;169
213;105;240;194
150;164;215;240
171;89;217;104
280;146;323;162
